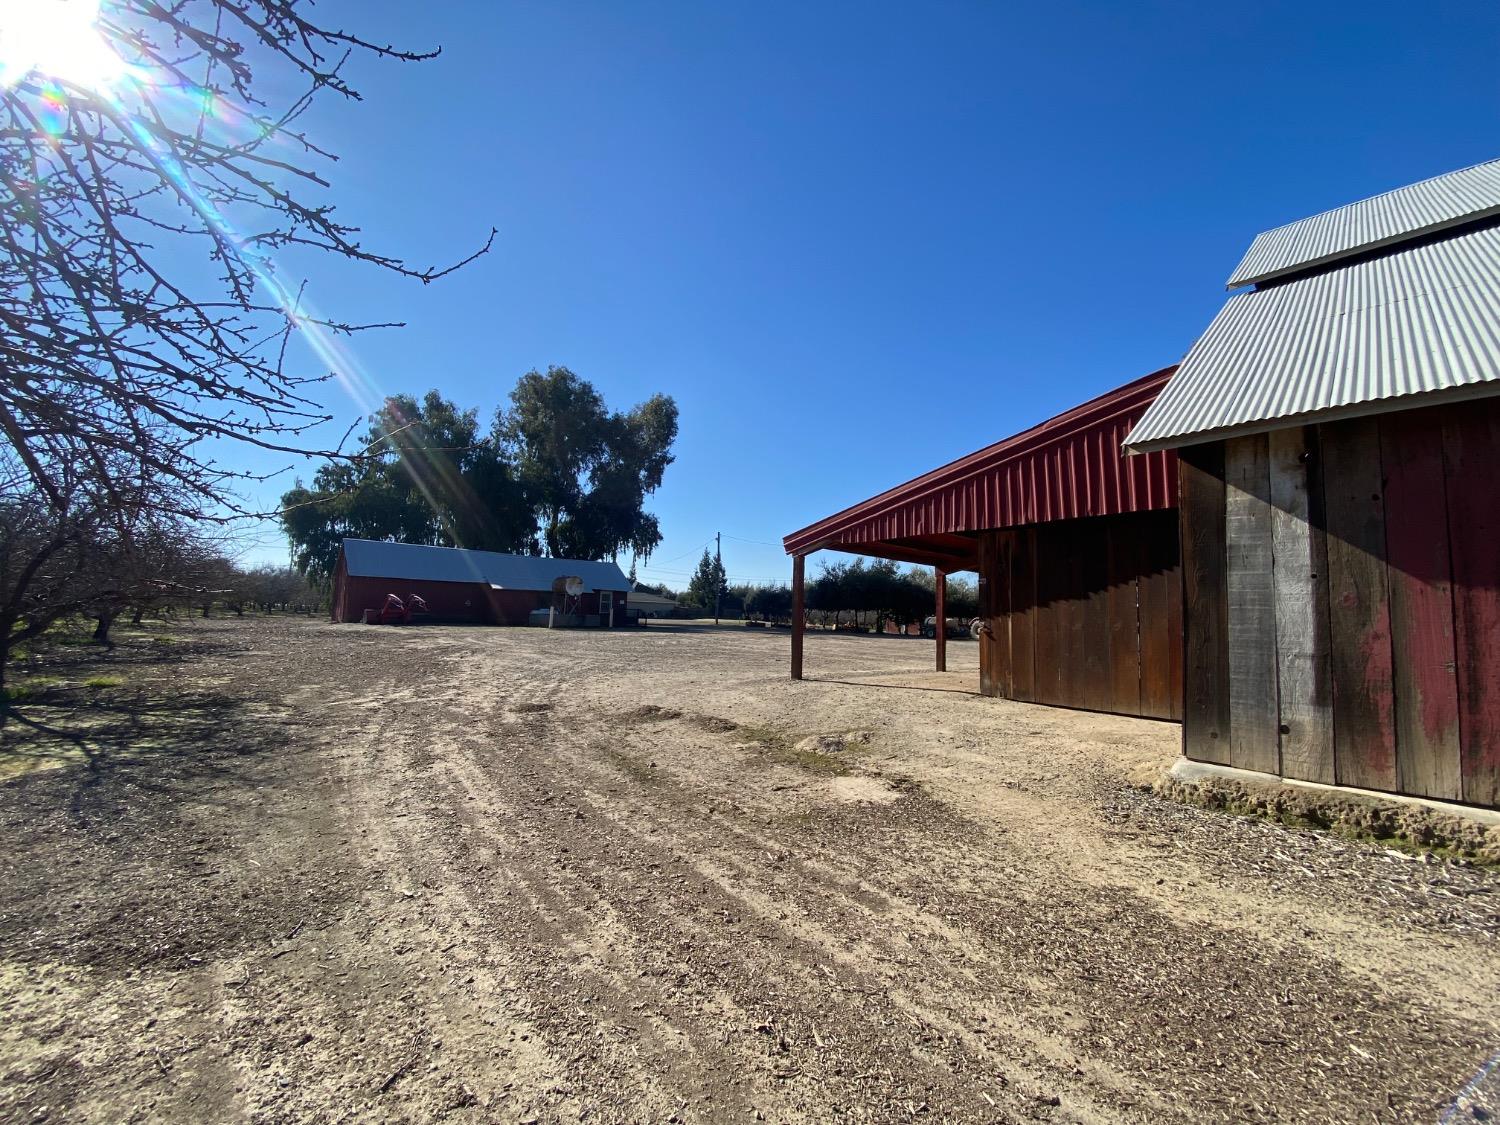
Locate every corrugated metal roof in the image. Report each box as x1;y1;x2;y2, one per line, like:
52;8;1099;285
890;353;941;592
341;539;631;592
784;367;1179;562
1126;223;1500;452
628;588;679;610
1226;158;1500;289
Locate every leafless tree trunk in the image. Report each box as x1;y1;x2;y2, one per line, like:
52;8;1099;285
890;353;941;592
1;1;491;695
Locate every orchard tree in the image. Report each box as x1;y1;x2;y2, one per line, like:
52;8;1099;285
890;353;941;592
2;1;490;511
240;564;319;613
0;437;219;701
1;1;488;687
744;583;793;624
910;567;979;618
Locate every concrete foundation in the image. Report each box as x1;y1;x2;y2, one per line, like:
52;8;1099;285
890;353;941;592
1170;757;1500;830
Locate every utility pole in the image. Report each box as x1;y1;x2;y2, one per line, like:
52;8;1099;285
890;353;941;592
714;531;722;625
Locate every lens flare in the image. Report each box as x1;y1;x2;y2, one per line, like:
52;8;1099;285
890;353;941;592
3;0;472;542
3;0;403;449
35;79;66;135
0;0;140;92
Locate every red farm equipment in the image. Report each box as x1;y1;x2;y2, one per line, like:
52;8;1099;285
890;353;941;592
363;593;430;625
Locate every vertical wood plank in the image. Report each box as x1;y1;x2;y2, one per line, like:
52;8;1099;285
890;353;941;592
1225;434;1280;775
1011;527;1037;702
1179;443;1231;763
1106;520;1143;716
1322;416;1398;791
1167;556;1185;721
1268;427;1335;783
1441;400;1500;808
1077;520;1112;712
1138;510;1183;721
1381;410;1461;800
978;532;1010;698
1064;522;1091;708
1033;524;1064;706
997;531;1013;697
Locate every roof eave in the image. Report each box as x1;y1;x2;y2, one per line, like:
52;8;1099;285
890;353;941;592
783;365;1178;556
1124;380;1500;454
1226;203;1500;289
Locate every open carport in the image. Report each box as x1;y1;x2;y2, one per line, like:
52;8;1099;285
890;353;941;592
784;367;1184;720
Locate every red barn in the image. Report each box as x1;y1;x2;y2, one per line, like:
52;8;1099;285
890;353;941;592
330;539;631;627
784;367;1183;720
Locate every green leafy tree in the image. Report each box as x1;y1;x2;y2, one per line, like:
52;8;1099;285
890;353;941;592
500;367;678;560
686;549;729;612
909;567;979;618
279;391;535;580
806;559;850;626
805;558;951;631
744;583;793;623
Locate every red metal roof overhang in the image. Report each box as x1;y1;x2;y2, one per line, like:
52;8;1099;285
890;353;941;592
782;366;1180;570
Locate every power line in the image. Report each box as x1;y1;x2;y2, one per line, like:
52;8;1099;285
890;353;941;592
640;539;715;568
722;533;783;548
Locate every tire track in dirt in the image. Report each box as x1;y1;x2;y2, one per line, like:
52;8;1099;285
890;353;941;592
439;696;1156;1122
7;618;1495;1124
393;702;1050;1122
336;700;817;1121
340;642;1476;1125
488;698;1493;1124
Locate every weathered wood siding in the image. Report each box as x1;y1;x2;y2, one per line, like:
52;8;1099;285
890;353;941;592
977;510;1182;720
1178;395;1500;809
1179;444;1230;761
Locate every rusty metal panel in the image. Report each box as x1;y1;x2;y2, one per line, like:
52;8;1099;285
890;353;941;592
783;367;1179;557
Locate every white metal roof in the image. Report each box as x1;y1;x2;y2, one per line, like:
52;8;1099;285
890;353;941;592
1226;158;1500;289
627;589;679;610
341;539;631;592
1125;222;1500;452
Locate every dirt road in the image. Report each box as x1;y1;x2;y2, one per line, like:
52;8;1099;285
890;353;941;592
1;618;1496;1123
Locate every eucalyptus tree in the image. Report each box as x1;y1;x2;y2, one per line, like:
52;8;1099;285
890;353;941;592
499;367;679;561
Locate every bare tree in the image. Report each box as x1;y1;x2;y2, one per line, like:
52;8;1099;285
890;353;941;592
0;436;209;701
0;1;490;693
2;1;491;510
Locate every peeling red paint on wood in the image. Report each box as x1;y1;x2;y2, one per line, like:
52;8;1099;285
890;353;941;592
1179;397;1500;811
1442;403;1500;808
1380;411;1461;800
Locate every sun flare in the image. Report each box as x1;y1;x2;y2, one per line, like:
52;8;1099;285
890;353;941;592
0;0;136;91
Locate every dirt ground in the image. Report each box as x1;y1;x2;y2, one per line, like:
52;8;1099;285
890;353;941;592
1;617;1497;1124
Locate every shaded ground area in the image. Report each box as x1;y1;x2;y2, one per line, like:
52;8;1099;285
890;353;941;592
0;617;1496;1123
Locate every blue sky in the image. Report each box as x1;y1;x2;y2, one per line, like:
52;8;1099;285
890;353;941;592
232;0;1500;587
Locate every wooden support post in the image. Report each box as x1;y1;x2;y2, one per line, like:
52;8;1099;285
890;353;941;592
935;569;947;673
791;554;805;680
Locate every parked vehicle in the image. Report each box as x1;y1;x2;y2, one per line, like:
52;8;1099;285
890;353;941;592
921;615;982;639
